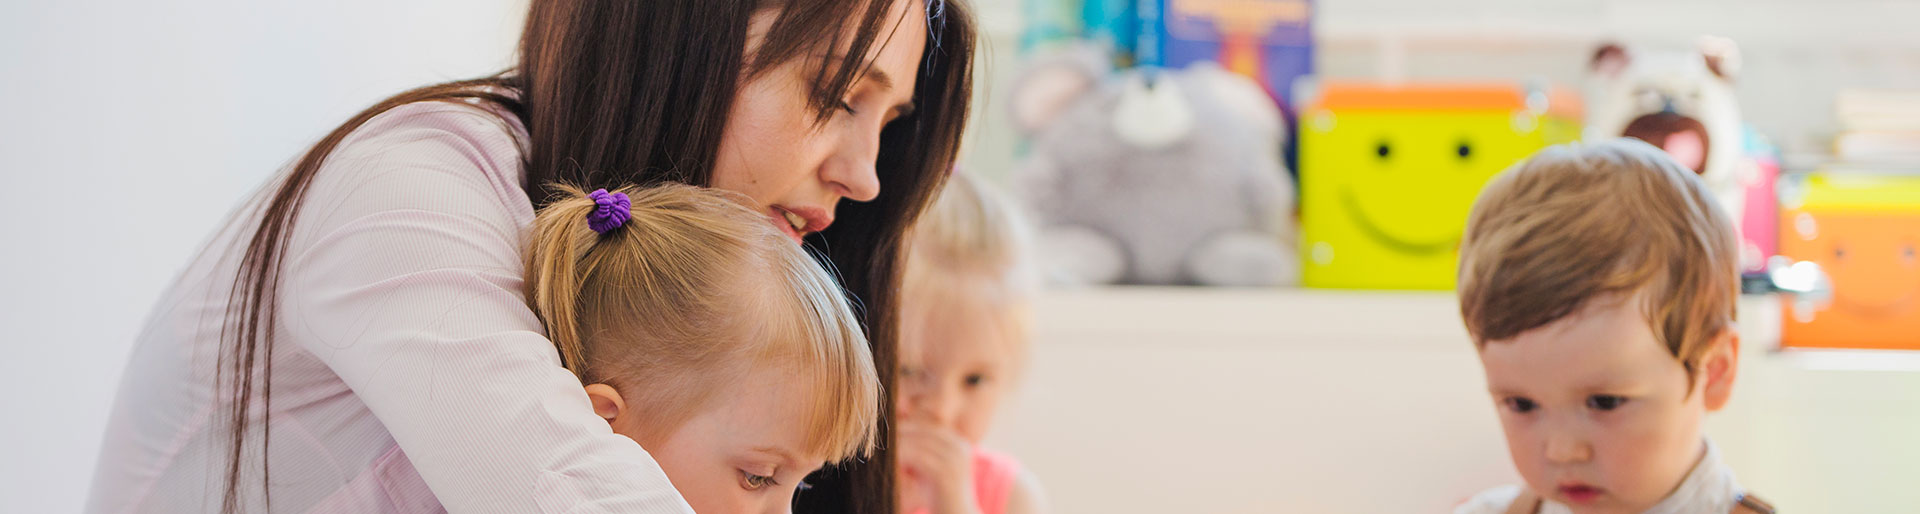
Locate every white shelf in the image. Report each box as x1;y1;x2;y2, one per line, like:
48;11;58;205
996;288;1915;513
1033;286;1780;349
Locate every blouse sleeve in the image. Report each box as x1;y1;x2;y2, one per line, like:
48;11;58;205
277;102;695;514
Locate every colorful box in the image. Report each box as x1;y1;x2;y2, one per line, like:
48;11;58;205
1021;0;1139;59
1138;0;1312;97
1299;82;1582;290
1779;173;1920;351
1138;0;1314;168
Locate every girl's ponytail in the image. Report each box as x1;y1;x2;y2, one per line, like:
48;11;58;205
524;184;622;379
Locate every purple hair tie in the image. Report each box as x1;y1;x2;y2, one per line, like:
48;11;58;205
586;188;631;234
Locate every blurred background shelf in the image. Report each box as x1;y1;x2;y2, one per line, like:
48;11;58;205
989;288;1920;513
963;0;1920;184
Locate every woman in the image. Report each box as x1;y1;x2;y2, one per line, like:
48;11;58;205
85;0;973;512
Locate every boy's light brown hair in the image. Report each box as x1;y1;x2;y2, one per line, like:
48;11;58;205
1458;139;1741;383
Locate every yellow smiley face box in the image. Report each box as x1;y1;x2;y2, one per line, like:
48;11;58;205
1299;83;1582;290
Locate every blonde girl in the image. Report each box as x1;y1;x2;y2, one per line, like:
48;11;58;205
522;183;881;513
895;172;1048;514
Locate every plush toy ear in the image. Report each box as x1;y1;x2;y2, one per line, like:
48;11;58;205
1698;35;1741;82
1010;45;1109;133
1183;62;1286;140
1590;42;1631;79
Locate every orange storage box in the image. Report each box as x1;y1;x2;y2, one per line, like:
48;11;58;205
1778;172;1920;350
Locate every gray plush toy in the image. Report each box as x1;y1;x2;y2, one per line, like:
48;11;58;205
1008;45;1298;287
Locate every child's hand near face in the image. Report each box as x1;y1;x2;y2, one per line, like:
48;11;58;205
895;420;982;514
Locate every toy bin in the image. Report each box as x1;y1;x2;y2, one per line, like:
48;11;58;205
1299;82;1581;290
1779;172;1920;351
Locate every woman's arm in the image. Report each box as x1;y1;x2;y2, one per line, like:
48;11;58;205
280;102;694;514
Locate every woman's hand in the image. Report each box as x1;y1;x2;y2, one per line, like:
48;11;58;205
895;420;981;514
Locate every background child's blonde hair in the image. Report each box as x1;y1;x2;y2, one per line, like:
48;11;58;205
904;171;1038;356
1458;139;1740;384
524;183;879;462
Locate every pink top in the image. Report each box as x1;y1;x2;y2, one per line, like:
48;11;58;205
909;446;1022;514
85;101;695;514
970;446;1022;514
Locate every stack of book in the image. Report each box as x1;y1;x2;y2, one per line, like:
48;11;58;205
1833;89;1920;170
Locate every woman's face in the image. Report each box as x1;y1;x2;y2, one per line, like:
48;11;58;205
713;0;929;243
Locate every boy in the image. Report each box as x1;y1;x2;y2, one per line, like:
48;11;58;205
1453;140;1773;514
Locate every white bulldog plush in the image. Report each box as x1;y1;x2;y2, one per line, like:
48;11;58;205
1586;37;1751;225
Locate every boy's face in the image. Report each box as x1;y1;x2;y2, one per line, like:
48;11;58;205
1478;293;1738;513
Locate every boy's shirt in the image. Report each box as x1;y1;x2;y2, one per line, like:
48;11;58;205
1454;440;1751;514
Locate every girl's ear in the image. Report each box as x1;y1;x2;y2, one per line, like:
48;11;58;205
1701;329;1741;411
583;383;626;423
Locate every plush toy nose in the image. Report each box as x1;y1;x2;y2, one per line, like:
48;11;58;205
1660;95;1678;113
1139;68;1162;89
1112;71;1195;149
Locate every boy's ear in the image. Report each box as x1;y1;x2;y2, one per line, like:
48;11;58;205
583;383;626;423
1701;329;1741;411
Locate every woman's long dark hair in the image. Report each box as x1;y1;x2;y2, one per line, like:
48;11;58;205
216;1;973;512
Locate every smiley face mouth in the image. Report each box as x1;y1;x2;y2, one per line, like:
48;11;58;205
1338;186;1462;256
1823;243;1920;319
1830;288;1920;320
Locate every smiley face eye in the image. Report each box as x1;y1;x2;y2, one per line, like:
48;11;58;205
1456;142;1472;159
1835;246;1848;261
1376;141;1391;159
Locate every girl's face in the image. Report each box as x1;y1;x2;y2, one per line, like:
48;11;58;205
897;286;1026;443
1477;293;1738;514
599;367;829;514
712;0;929;243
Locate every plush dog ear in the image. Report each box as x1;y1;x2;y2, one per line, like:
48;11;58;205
1182;62;1285;140
1011;44;1111;133
1698;36;1741;82
1590;42;1631;79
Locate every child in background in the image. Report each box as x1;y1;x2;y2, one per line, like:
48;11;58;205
1453;140;1773;514
524;184;880;513
895;172;1049;514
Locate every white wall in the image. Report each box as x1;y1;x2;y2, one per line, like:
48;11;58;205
0;2;526;511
